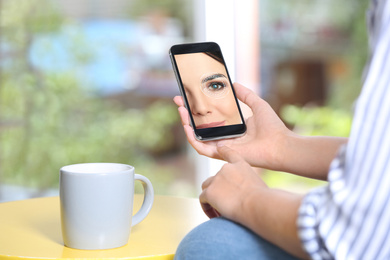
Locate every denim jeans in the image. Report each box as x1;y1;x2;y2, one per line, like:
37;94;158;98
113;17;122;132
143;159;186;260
175;217;300;260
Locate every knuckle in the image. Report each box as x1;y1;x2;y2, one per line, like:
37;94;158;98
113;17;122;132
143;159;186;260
220;163;233;173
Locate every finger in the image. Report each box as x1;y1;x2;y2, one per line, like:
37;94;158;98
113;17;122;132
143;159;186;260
217;145;243;164
200;202;221;219
183;124;196;143
173;96;184;107
201;176;214;190
199;186;221;219
233;83;262;112
183;125;220;159
178;106;190;126
177;107;200;150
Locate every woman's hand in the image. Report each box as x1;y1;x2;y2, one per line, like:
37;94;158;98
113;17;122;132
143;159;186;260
173;82;290;171
199;145;267;220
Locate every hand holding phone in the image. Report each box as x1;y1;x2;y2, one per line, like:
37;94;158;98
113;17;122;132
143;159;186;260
169;42;246;141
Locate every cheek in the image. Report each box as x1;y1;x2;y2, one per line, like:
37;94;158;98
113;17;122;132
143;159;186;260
215;95;240;121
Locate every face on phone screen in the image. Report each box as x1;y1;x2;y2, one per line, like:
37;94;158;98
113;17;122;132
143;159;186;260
174;52;243;130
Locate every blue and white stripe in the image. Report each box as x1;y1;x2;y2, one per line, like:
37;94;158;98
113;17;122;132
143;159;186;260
298;0;390;259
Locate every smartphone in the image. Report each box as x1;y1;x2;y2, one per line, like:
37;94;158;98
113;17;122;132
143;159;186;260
169;42;246;141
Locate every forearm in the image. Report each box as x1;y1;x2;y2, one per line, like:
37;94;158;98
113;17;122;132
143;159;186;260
272;133;348;180
238;188;309;259
202;146;311;258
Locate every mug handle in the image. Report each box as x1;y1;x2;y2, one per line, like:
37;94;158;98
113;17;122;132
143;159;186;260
132;174;154;226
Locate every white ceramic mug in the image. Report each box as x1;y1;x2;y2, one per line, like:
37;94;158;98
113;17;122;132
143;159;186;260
59;163;154;250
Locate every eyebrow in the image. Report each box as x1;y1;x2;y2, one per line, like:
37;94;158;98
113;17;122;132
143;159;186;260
201;73;227;84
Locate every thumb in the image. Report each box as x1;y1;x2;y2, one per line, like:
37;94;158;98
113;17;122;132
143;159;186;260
217;145;243;164
233;83;260;108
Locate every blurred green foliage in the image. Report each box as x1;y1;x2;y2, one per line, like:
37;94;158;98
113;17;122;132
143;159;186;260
281;105;352;137
263;104;353;191
328;0;370;110
0;0;179;194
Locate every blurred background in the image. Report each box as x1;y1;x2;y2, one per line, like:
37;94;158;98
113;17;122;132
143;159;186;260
0;0;368;202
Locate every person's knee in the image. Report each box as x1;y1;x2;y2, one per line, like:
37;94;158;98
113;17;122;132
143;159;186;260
174;217;299;260
175;217;259;260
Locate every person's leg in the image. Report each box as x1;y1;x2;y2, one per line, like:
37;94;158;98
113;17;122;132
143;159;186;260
175;217;299;260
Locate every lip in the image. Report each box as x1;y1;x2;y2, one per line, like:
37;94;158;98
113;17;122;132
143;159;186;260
196;121;226;129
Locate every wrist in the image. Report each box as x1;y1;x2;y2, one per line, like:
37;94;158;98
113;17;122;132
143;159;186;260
237;185;268;227
240;187;309;259
263;129;297;173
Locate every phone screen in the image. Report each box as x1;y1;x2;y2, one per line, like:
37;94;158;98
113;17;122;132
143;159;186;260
170;42;246;141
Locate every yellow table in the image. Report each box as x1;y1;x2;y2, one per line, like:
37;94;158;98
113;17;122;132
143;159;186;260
0;195;208;260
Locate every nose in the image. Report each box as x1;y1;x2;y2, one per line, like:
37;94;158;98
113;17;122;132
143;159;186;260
190;94;211;116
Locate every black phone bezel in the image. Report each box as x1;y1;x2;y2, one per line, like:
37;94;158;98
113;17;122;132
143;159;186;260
169;42;246;141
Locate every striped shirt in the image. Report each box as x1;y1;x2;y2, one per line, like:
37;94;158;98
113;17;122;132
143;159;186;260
297;0;390;259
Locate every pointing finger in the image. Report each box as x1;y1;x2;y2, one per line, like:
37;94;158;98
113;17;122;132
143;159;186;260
217;145;243;164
